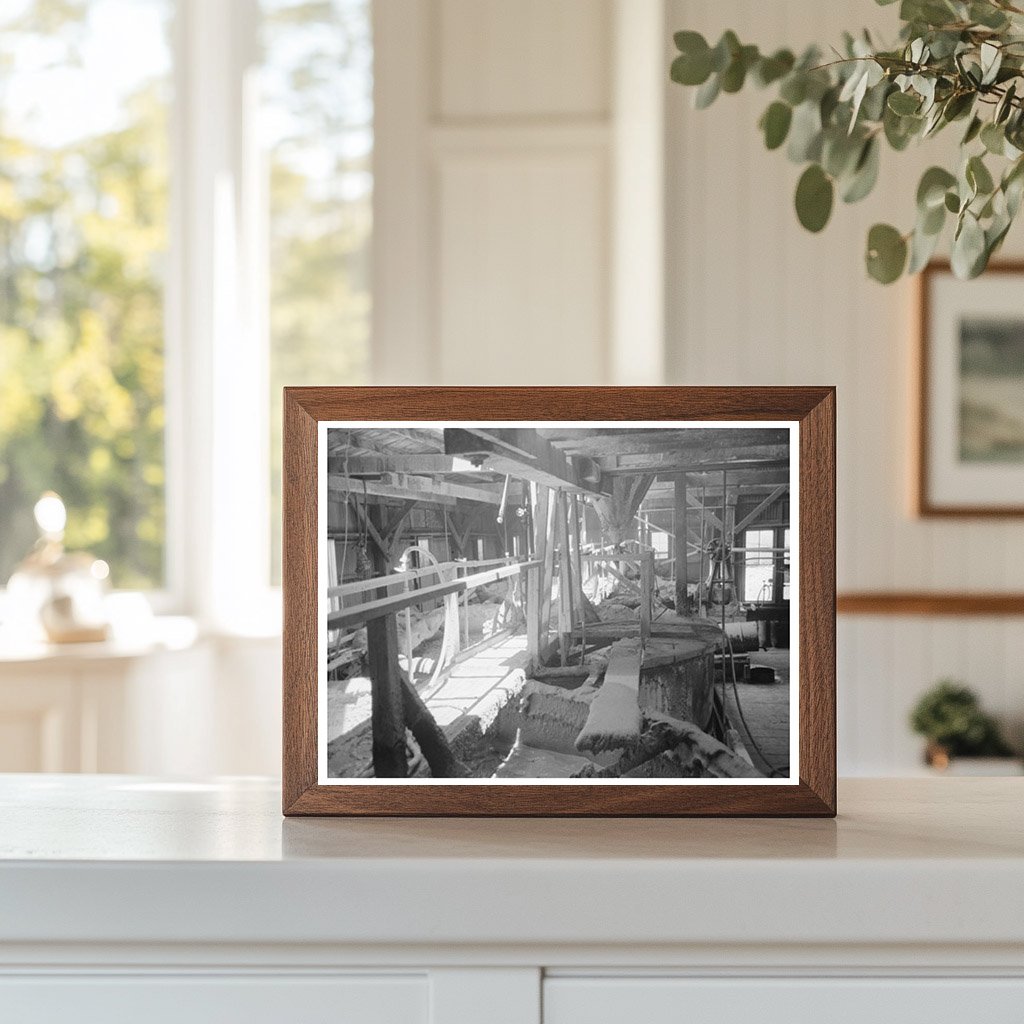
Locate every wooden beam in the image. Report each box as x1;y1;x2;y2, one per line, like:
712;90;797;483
327;560;540;631
601;458;789;480
640;548;654;642
641;474;790;503
328;472;502;506
557;491;573;666
733;484;789;536
366;507;406;779
674;476;687;613
525;564;541;663
570;494;586;652
400;672;468;777
444;428;602;494
327;558;510;600
330;454;491;476
538;488;556;650
348;495;386;555
609;443;790;470
542;427;790;457
530;484;551;652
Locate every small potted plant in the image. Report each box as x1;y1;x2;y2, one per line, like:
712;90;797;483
910;680;1020;774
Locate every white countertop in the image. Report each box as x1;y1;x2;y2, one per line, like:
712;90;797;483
1;775;1022;952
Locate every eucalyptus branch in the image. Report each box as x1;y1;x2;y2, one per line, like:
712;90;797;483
670;0;1024;283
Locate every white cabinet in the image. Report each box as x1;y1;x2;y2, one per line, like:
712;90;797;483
1;777;1022;1024
0;975;428;1024
544;977;1024;1024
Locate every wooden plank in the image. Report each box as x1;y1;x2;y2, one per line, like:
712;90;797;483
540;426;790;456
574;641;643;753
444;427;602;494
327;560;540;630
330;454;490;476
327;558;509;600
601;458;789;480
328;472;502;507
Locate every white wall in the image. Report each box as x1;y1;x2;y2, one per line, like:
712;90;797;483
373;0;664;386
664;0;1024;771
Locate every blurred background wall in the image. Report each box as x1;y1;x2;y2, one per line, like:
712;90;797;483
1;0;1020;777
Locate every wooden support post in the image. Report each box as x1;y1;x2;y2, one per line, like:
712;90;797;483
674;475;687;615
367;510;406;777
526;563;541;664
640;547;654;644
571;494;586;655
557;491;573;666
538;488;556;651
698;477;707;617
530;485;550;648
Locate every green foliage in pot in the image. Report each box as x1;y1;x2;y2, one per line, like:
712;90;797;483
670;0;1024;283
909;679;1014;757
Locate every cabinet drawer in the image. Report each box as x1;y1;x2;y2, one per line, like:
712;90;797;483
0;973;427;1024
544;977;1024;1024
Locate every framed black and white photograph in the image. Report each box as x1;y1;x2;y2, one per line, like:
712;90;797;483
918;262;1024;517
283;387;836;816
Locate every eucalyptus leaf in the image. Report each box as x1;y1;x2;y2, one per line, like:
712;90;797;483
779;73;807;106
694;73;721;109
981;121;1006;155
866;223;908;283
908;221;943;273
842;137;881;203
967;154;995;195
795;164;834;232
970;2;1009;29
962;115;983;145
760;101;793;150
888;90;921;115
951;211;987;278
981;42;1003;86
917;166;957;210
710;31;740;73
787;100;823;162
754;49;795;87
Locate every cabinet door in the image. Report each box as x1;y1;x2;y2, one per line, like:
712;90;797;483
0;973;427;1024
544;977;1024;1024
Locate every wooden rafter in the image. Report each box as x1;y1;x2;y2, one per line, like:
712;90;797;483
444;428;603;494
733;484;789;536
328;472;502;507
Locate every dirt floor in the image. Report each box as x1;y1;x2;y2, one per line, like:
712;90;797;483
724;647;791;777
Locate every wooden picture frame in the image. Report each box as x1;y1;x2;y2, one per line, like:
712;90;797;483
917;260;1024;517
283;387;836;816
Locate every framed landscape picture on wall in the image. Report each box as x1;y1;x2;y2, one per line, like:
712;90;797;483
918;262;1024;516
282;387;836;817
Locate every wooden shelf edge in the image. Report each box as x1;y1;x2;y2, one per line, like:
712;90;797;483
837;592;1024;616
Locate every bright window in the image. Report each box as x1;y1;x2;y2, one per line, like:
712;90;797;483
743;528;774;603
0;0;172;589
